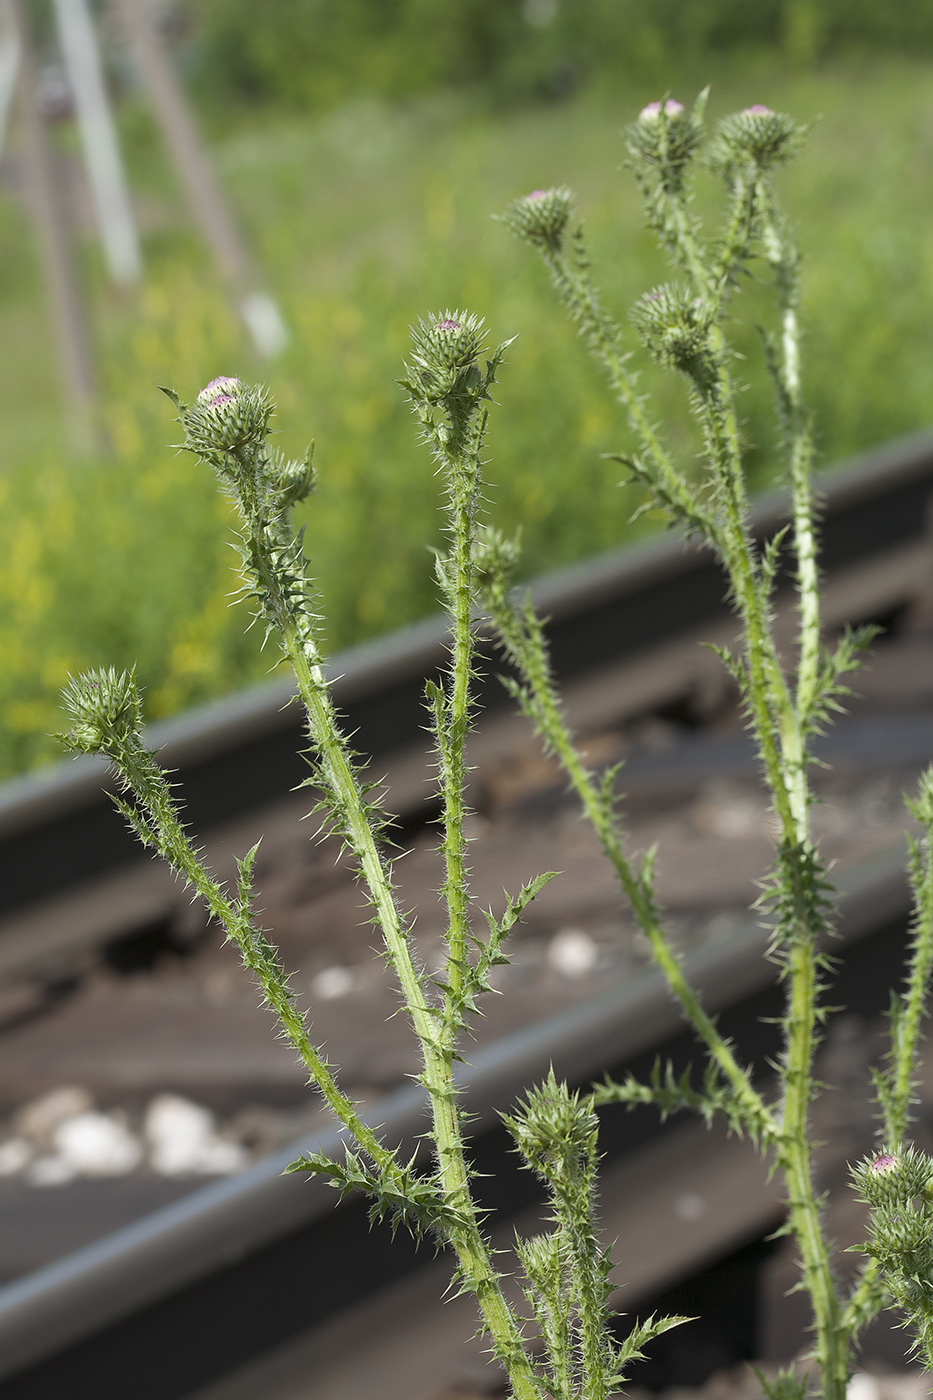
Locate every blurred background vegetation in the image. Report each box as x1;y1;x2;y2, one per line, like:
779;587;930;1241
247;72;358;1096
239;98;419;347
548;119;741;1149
2;0;932;778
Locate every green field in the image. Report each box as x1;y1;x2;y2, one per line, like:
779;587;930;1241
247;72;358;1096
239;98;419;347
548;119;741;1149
1;56;932;778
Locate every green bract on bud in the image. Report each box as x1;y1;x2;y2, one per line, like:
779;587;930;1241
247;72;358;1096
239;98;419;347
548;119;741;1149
402;310;488;406
626;94;705;183
905;766;933;827
500;186;574;253
59;667;144;757
630;284;716;380
709;107;806;175
267;445;317;511
475;525;521;598
182;377;274;454
502;1069;598;1182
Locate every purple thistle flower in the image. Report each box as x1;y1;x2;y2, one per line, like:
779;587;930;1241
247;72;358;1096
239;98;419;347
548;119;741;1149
640;99;684;120
870;1153;899;1173
198;376;243;406
437;319;461;331
526;190;549;200
744;104;773;115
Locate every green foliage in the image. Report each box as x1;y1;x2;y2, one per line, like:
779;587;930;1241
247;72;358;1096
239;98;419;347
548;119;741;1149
509;1085;606;1330
5;66;933;780
755;1365;809;1400
594;1059;755;1138
185;0;933;118
504;1071;639;1399
285;1146;465;1240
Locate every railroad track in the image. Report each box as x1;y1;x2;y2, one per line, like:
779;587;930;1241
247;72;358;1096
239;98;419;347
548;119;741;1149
3;427;933;982
1;430;933;1398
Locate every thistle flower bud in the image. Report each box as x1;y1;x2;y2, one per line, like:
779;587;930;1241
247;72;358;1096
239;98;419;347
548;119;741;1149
710;108;806;173
500;186;574;253
639;99;684;120
197;376;244;406
475;526;521;606
503;1070;597;1180
268;444;317;511
403;311;488;406
906;767;933;828
182;380;274;454
630;284;715;380
627;95;704;180
60;667;144;757
852;1144;933;1209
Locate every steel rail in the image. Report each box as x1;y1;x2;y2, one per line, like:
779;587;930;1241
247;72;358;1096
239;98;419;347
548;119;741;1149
0;839;913;1398
0;432;932;1394
1;428;932;948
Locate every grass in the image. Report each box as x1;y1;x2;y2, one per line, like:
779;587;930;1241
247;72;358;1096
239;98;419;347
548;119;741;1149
1;55;932;779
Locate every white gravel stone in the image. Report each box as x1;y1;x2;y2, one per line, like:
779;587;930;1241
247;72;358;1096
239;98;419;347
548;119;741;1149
547;927;598;977
312;965;354;1000
144;1094;247;1177
52;1112;143;1177
848;1376;883;1400
675;1192;707;1222
15;1086;93;1146
26;1155;79;1187
0;1138;32;1175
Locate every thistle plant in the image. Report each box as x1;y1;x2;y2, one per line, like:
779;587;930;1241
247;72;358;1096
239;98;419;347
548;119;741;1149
54;95;933;1399
58;341;683;1398
484;94;933;1399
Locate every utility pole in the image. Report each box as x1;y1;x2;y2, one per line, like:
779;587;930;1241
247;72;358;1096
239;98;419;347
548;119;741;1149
1;0;288;443
7;0;97;452
114;0;288;356
55;0;141;286
0;0;19;156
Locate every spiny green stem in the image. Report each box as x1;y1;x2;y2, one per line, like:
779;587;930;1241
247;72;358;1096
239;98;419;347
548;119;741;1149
658;181;752;533
757;182;820;832
841;1261;887;1344
536;242;719;539
566;1188;610;1400
513;143;845;1389
887;796;933;1147
691;371;842;1400
438;409;481;1050
709;167;757;300
485;591;772;1144
246;506;541;1400
640;178;809;847
690;372;800;845
112;740;401;1181
779;935;848;1400
686;168;841;1392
